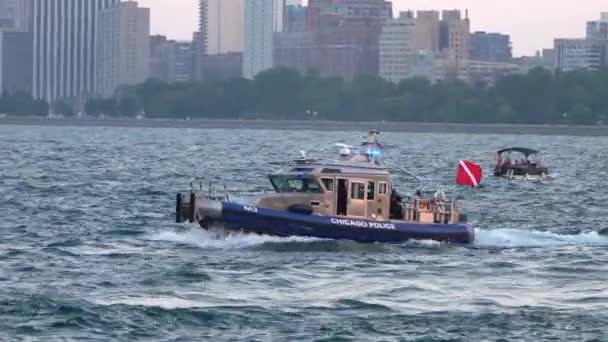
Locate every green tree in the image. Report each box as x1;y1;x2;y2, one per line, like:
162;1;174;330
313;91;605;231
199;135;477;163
39;66;608;125
118;97;139;116
254;67;304;118
346;74;394;120
495;103;515;123
53;99;74;116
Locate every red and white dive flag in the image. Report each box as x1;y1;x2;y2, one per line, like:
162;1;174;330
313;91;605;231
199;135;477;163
456;160;482;188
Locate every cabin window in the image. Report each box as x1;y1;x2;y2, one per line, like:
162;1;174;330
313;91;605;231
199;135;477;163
351;182;365;200
378;182;388;195
269;175;323;193
367;182;375;200
321;178;334;191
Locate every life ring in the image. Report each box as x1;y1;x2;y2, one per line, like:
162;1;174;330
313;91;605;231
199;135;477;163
426;202;431;210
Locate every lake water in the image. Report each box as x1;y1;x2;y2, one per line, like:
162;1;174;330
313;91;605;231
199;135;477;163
1;125;608;341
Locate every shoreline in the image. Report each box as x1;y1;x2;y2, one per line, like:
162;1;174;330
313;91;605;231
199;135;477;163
2;116;608;136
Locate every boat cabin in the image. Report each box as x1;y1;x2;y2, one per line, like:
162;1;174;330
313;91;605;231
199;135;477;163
252;129;462;224
260;160;394;220
257;159;461;224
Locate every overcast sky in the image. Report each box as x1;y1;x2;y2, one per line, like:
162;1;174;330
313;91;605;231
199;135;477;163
137;0;606;56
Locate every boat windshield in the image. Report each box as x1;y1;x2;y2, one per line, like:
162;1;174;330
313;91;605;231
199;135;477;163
269;175;323;193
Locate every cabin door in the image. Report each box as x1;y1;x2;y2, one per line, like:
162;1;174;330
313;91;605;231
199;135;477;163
347;180;367;218
336;179;348;216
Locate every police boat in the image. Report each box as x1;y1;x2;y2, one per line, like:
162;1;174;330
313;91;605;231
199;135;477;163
175;130;475;244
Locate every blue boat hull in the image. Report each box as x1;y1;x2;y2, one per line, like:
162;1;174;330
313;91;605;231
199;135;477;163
198;202;475;244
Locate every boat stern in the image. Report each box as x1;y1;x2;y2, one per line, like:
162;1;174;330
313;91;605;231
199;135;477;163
462;222;475;244
175;191;223;224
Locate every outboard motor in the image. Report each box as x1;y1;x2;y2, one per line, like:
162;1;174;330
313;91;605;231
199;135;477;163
175;191;200;223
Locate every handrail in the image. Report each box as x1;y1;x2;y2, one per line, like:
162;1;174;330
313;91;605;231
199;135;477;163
188;179;232;202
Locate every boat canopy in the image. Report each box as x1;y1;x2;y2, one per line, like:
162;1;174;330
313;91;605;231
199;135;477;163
497;147;539;157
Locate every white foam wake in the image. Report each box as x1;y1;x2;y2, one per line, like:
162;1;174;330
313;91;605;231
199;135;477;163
95;296;207;309
148;226;607;250
147;228;322;249
474;228;608;248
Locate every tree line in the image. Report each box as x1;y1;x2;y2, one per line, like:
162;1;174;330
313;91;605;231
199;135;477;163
3;67;608;125
0;91;48;116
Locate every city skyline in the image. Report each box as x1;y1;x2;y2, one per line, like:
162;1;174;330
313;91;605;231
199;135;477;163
138;0;607;56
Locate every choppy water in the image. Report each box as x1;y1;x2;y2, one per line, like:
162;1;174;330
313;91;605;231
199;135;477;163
1;125;608;341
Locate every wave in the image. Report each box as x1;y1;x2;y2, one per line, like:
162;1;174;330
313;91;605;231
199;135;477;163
95;296;207;310
68;243;145;256
474;228;608;248
146;228;322;250
147;226;608;251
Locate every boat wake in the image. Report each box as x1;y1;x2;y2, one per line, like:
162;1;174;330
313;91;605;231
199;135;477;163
148;227;608;251
95;295;208;310
474;228;608;248
147;228;322;250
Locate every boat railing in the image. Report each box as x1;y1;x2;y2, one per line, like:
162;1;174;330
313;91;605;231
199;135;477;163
189;179;230;202
402;197;461;224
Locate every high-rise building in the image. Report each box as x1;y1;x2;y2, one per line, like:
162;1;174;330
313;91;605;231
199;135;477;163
149;35;169;81
307;0;392;32
513;49;555;74
243;0;283;79
31;0;119;103
149;35;195;83
0;0;33;31
468;60;518;84
413;10;440;53
554;38;608;72
470;31;512;63
201;52;243;81
97;1;150;97
0;30;33;94
284;4;306;32
410;50;441;81
199;0;244;55
440;10;470;60
14;0;31;31
393;9;471;82
587;21;608;40
167;41;195;83
379;11;416;83
273;0;284;33
439;10;470;80
587;12;608;40
275;0;392;79
553;12;608;72
0;0;15;27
